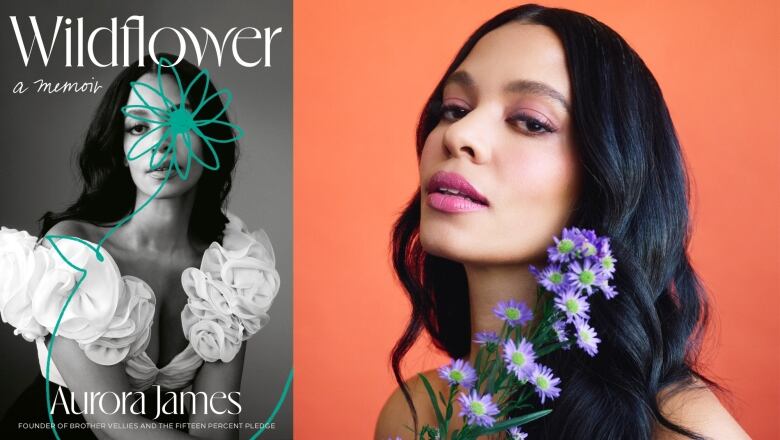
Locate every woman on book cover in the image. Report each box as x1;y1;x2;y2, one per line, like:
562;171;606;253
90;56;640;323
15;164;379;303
0;53;280;440
374;4;748;440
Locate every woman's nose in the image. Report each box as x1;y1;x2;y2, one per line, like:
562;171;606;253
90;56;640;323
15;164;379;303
158;128;181;153
441;109;492;164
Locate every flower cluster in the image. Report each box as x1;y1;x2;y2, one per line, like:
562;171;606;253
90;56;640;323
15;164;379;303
531;227;618;357
397;227;617;440
534;227;617;299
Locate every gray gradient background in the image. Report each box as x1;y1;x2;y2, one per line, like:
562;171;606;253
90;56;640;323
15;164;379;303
0;1;292;438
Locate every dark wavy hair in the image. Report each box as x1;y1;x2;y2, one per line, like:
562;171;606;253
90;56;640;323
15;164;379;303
40;53;238;244
391;4;718;439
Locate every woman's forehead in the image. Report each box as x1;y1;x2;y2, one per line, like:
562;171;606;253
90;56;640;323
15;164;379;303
126;72;183;108
452;22;571;103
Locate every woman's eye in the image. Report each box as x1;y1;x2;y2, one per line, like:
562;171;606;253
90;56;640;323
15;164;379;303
126;124;148;135
440;104;469;122
508;113;556;135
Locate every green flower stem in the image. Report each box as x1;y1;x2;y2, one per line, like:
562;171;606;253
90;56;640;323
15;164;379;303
418;373;445;435
443;383;457;434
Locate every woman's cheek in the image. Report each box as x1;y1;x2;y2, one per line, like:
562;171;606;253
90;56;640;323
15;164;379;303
419;132;443;176
497;142;576;205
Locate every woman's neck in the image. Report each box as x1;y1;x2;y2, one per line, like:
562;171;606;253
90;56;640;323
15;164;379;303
111;190;197;254
464;262;539;363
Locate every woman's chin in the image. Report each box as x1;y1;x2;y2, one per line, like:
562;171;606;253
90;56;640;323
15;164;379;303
135;181;196;200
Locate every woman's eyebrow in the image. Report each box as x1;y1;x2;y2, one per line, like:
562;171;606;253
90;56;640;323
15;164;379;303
504;79;570;113
126;108;150;116
445;70;476;89
445;71;570;113
125;102;191;117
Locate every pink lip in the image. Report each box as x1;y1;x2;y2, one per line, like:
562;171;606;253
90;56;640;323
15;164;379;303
425;171;489;213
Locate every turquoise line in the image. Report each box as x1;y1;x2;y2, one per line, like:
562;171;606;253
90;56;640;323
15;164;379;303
249;368;294;440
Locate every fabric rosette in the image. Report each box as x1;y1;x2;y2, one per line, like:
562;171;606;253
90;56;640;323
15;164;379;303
181;268;244;362
202;226;279;334
181;222;279;362
1;231;157;366
0;227;49;341
80;276;156;365
30;239;121;344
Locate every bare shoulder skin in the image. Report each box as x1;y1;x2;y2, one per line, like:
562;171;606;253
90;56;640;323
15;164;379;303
655;379;751;440
44;219;97;241
376;369;443;440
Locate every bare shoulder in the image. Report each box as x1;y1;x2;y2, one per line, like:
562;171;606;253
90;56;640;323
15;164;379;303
46;219;102;242
655;378;751;439
375;369;443;440
45;219;94;239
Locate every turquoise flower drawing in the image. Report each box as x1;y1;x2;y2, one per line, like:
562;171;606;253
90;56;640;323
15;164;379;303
120;56;244;180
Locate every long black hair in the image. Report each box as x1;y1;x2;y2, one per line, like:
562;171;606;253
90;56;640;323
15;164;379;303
40;53;238;244
391;4;717;439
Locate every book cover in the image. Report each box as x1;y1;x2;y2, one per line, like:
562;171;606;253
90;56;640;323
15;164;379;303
0;1;292;438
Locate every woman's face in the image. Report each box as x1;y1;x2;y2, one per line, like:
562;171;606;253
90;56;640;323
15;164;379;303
123;72;204;199
419;22;579;266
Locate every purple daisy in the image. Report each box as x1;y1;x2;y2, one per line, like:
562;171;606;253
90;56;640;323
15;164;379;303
596;236;612;258
502;338;537;381
473;331;500;346
599;280;619;300
535;264;568;293
437;359;477;389
508;426;529;440
493;299;533;327
567;259;605;296
530;364;562;404
553;288;590;323
457;390;500;428
578;228;598;243
573;317;601;357
547;228;580;263
552;320;568;344
598;253;617;278
577;229;599;258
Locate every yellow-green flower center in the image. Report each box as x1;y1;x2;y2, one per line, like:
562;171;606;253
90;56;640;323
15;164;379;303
470;401;486;416
579;270;595;285
557;239;575;254
536;376;549;390
549;272;563;284
579;329;591;342
506;307;520;320
565;298;579;314
602;256;614;270
449;370;464;382
583;242;597;256
511;352;526;366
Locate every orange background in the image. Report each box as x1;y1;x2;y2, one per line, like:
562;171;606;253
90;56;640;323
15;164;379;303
294;1;779;439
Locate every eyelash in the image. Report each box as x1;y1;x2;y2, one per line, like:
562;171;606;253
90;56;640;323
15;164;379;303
439;104;556;136
125;123;149;135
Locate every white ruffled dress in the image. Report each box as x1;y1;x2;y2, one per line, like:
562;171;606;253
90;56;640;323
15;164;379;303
0;213;280;391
